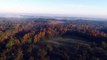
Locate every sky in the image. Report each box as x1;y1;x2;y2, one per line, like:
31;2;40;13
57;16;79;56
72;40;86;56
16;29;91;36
0;0;107;18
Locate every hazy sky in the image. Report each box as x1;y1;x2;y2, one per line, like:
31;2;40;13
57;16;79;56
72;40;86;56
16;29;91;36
0;0;107;18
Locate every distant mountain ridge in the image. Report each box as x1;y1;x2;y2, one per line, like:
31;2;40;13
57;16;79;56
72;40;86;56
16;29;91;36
0;14;107;21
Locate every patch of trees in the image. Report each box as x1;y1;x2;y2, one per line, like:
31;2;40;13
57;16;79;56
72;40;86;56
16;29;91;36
0;19;107;60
